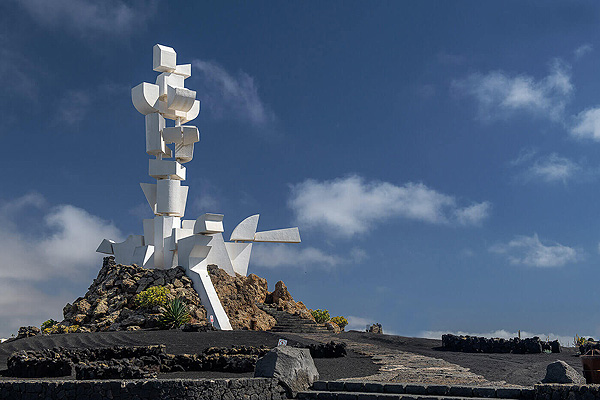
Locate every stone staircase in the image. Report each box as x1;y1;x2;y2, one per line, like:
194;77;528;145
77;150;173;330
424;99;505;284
257;303;329;333
297;381;535;400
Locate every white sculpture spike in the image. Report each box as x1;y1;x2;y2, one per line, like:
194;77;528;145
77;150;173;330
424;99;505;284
98;44;301;331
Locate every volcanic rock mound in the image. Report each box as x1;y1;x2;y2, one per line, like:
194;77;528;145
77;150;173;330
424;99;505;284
59;257;314;333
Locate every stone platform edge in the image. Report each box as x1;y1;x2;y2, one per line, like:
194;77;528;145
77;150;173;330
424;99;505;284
0;377;287;400
312;381;534;399
534;383;600;400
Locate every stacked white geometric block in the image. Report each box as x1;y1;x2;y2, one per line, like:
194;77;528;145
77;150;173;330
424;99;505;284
97;44;301;331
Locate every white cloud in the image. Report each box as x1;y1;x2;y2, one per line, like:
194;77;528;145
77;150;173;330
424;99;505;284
0;194;122;337
525;153;580;183
0;195;122;281
192;60;276;129
420;329;577;348
452;59;572;121
289;175;490;237
15;0;158;37
571;107;600;141
252;244;345;268
490;233;580;267
454;202;492;226
0;280;72;339
574;44;593;59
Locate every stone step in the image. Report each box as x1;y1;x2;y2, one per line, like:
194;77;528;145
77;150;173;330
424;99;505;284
257;303;329;333
305;382;534;400
297;392;524;400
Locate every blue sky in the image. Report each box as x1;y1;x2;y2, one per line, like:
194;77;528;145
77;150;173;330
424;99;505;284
2;1;600;344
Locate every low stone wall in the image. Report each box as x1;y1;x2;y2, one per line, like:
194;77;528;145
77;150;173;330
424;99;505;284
535;384;600;400
441;334;560;354
0;378;287;400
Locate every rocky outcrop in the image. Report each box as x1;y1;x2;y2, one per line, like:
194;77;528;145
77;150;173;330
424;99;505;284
57;257;313;333
441;334;561;354
16;326;40;339
368;323;383;334
208;265;314;330
61;257;207;332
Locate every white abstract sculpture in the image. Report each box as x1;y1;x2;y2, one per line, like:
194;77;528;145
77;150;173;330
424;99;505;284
97;44;301;330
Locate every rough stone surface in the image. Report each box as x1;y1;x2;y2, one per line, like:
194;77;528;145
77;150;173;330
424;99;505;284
368;323;383;334
541;360;585;384
62;257;207;332
6;345;273;379
254;346;319;396
15;326;40;340
442;333;560;354
306;341;347;358
535;384;600;400
208;265;315;330
57;256;312;333
0;378;287;400
325;321;341;333
7;349;72;378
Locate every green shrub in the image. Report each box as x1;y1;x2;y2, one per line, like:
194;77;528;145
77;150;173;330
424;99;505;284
331;316;348;330
311;309;330;323
160;298;191;329
43;324;80;334
41;319;58;332
135;286;170;309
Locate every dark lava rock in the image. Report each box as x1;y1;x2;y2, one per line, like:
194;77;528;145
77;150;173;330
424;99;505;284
306;341;347;358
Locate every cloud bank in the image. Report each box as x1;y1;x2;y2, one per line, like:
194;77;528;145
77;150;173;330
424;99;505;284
289;175;491;237
15;0;158;37
251;244;366;269
0;193;122;337
452;60;572;121
490;233;580;267
192;60;276;129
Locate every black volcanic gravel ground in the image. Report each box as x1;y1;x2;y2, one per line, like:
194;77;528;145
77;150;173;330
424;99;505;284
336;331;584;387
0;330;377;381
0;330;585;386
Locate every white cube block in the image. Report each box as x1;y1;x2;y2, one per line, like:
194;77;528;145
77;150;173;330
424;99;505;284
153;215;176;268
182;126;199;145
173;64;192;78
153;44;176;73
149;159;186;180
157;99;188;121
163;126;183;144
181;220;195;230
145;113;166;155
175;143;194;163
194;213;224;234
156;179;188;216
167;85;196;112
156;72;185;99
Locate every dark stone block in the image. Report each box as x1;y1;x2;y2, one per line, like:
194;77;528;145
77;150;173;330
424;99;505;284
473;387;496;398
404;385;427;395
